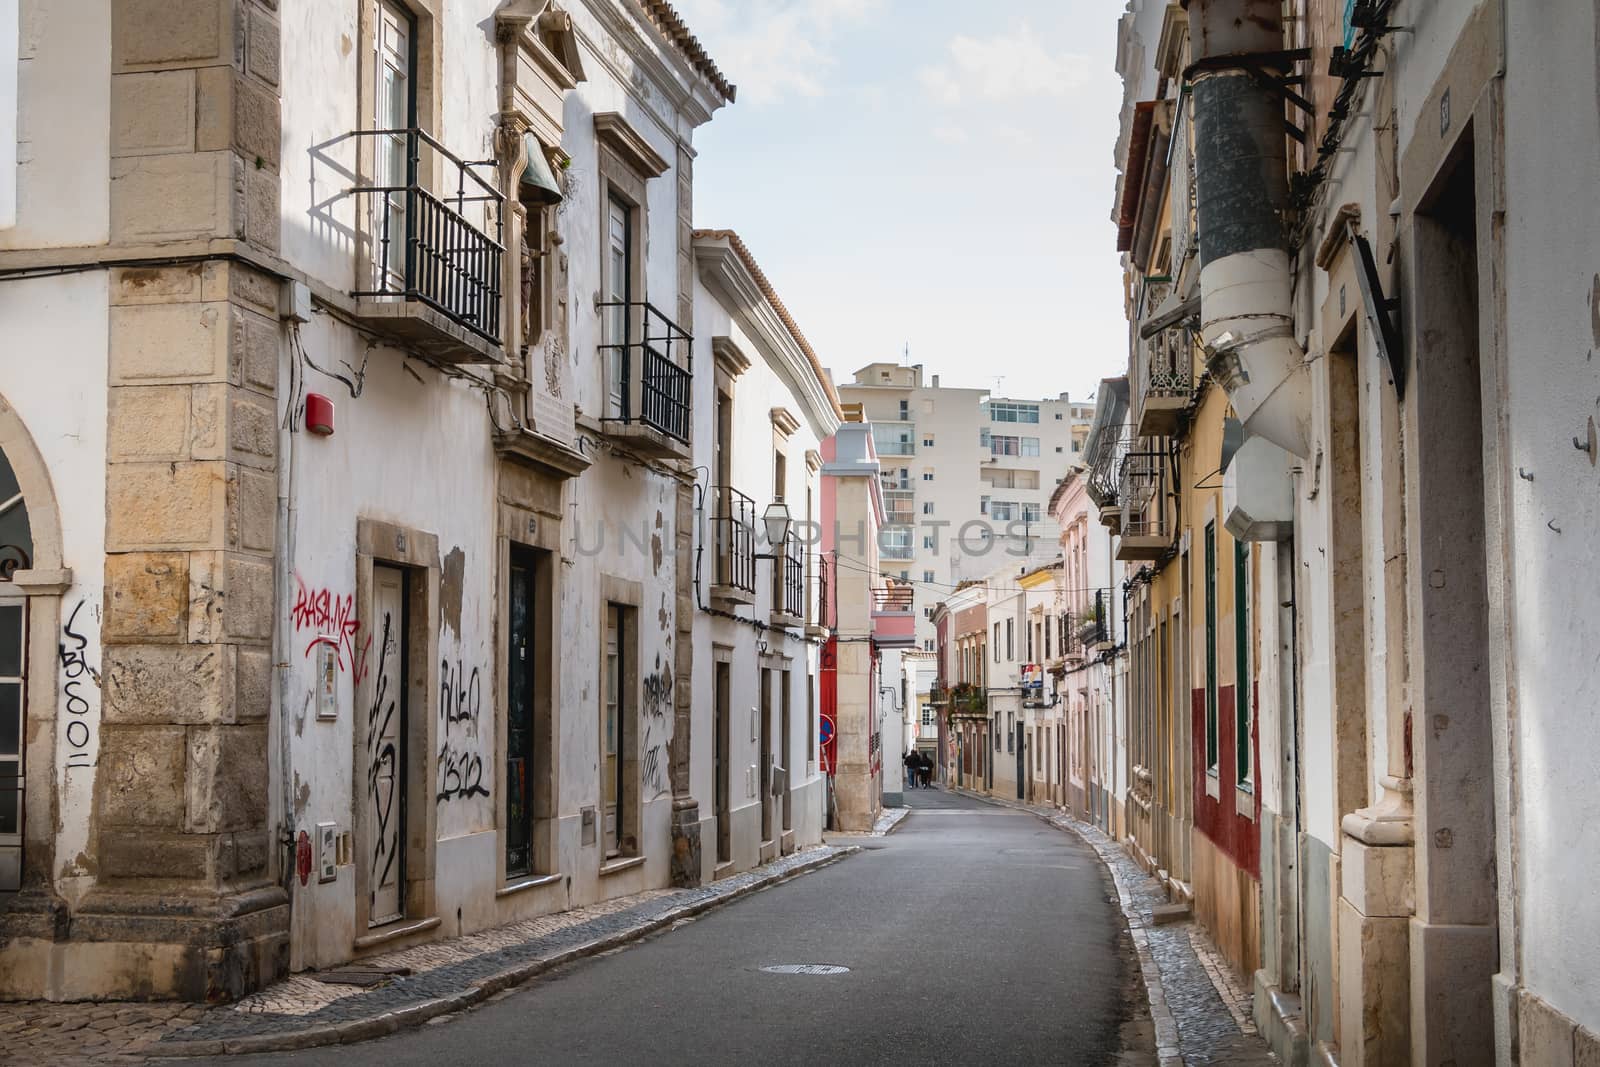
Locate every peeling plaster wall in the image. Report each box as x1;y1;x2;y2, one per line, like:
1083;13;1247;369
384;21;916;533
0;271;109;900
1502;0;1600;1033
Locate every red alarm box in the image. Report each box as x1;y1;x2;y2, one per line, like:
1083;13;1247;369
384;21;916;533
306;393;335;435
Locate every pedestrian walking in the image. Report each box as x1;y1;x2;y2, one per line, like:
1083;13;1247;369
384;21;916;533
904;749;919;789
918;751;933;789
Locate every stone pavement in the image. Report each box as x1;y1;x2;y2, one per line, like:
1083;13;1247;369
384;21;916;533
0;845;854;1064
951;788;1277;1067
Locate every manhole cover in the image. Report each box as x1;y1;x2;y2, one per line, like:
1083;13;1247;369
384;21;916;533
760;964;850;975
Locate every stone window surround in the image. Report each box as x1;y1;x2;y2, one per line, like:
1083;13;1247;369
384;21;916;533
594;113;667;354
350;517;441;947
0;401;68;893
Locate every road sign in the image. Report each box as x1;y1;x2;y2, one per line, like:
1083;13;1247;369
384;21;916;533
819;715;836;748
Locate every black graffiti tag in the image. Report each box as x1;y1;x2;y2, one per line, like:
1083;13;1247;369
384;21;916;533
366;612;400;898
58;599;97;769
436;658;489;804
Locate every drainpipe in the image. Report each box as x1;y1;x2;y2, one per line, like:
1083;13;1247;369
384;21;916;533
1187;0;1312;457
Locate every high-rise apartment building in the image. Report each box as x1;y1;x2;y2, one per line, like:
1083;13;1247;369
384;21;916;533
835;363;1094;649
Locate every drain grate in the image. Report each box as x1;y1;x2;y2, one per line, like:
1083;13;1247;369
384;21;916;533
314;965;412;988
760;964;849;975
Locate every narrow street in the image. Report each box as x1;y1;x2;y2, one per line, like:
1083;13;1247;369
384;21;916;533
205;791;1144;1067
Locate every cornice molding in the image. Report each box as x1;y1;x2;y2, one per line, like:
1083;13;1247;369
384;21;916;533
593;112;671;178
770;406;801;438
695;239;840;440
711;336;752;378
575;0;725;131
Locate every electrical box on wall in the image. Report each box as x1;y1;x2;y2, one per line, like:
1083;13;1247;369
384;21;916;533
316;822;337;883
281;280;312;323
315;641;338;720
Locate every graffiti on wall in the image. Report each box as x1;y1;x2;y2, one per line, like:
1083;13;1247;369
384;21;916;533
436;657;489;804
58;598;99;770
367;612;401;896
641;657;672;799
292;575;371;683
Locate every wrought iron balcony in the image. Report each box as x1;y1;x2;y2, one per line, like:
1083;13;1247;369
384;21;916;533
806;553;830;637
349;128;504;363
1086;431;1128;533
1136;286;1194;437
770;534;806;627
1117;444;1171;561
709;486;756;605
597;300;692;457
1076;591;1113;650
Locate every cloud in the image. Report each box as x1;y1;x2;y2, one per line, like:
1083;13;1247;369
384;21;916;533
671;0;883;106
917;25;1093;107
931;125;970;145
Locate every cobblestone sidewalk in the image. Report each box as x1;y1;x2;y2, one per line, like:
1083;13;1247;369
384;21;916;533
951;789;1277;1066
0;845;854;1064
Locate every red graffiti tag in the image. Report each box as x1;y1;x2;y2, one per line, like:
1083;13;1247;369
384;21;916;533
292;575;372;683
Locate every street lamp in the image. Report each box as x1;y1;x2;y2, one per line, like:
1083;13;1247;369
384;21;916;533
758;500;792;555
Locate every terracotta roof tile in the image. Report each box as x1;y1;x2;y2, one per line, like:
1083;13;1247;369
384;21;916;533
640;0;736;103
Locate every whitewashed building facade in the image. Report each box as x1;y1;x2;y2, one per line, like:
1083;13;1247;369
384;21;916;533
0;0;763;1002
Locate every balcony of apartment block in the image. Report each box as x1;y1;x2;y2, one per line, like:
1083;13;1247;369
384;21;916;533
872;422;917;458
770;534;806;630
708;486;757;609
870;581;918;648
1135;321;1194;438
882;489;917;529
929;681;950;707
879;529;914;563
1086;433;1128;534
1116;445;1172;561
348;128;505;364
596;300;693;460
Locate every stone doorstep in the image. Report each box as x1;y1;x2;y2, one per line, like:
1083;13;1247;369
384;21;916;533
152;846;859;1058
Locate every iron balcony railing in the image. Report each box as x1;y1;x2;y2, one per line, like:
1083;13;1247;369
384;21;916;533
1141;315;1192;402
779;536;806;620
350;128;504;345
808;553;829;629
1120;444;1169;539
710;486;756;595
597;300;692;443
1086;431;1128;509
1076;590;1108;647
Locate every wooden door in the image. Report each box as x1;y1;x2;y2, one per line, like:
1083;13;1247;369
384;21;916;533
368;565;407;927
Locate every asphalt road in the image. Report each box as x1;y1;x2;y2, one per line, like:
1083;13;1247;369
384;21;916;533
221;789;1137;1066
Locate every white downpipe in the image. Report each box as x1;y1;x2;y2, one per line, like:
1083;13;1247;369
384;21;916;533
1198;247;1312;458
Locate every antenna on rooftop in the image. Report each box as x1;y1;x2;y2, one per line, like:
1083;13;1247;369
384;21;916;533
992;375;1006;395
902;343;911;366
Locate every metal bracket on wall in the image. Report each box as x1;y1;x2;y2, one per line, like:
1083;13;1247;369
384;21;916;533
1350;229;1405;398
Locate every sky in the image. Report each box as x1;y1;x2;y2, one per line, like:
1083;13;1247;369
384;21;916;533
676;0;1129;405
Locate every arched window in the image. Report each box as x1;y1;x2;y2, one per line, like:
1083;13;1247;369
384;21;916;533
0;444;30;890
0;444;33;576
